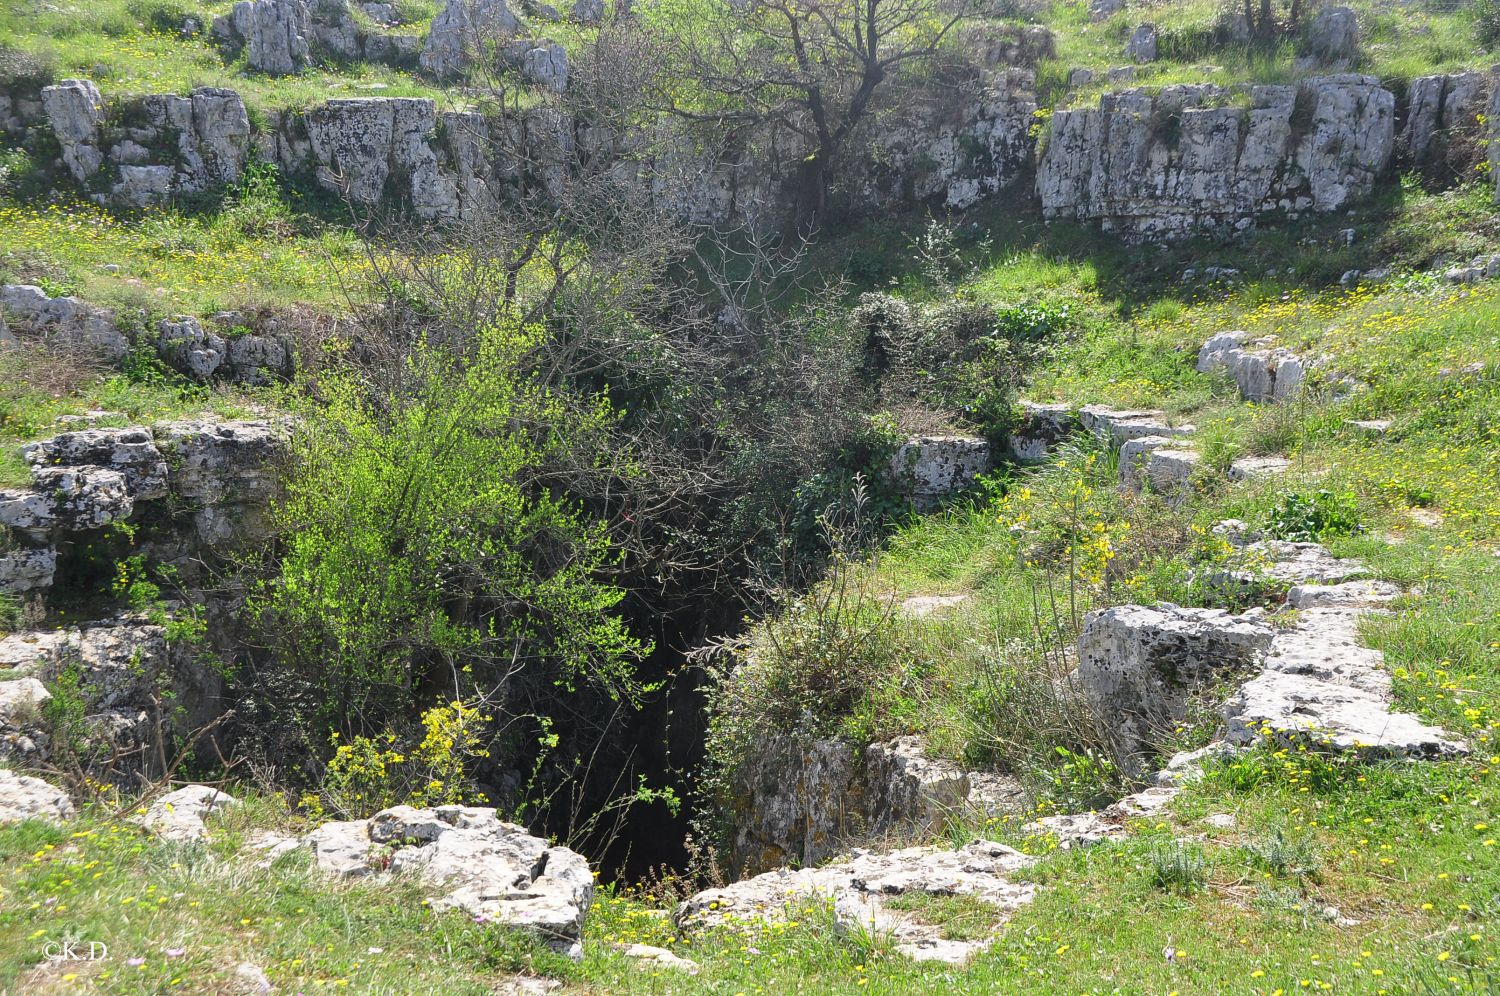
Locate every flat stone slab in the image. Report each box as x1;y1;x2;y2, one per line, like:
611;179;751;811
1224;584;1467;758
677;840;1036;964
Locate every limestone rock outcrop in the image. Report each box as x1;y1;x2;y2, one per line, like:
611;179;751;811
214;0;312;75
135;784;240;840
1223;581;1468;757
1078;604;1275;770
1038;75;1396;239
305;805;593;956
1197;331;1306;402
1399;71;1492;180
0;284;128;362
41;82;251;208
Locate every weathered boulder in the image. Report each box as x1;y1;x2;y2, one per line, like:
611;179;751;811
0;284;128;361
422;0;520;79
1127;24;1157;64
570;0;604;22
1078;604;1274;769
887;436;990;509
0;547;57;594
0;768;74;824
158;317;228;381
306;805;594;956
233;0;313;75
519;42;569;92
1302;7;1359;69
155;421;283;506
1039;76;1396;240
1197;331;1305;402
1009;400;1076;460
679;840;1036;964
303;97;464;220
134;784;240;841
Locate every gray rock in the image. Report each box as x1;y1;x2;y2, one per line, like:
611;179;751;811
1039;76;1395;240
1127;24;1157;63
1079;405;1193;446
1304;7;1359;68
861;736;971;836
0;768;73;824
134;784;239;841
26;428;169;500
0;547;56;594
899;594;969;617
569;0;604;22
157;317;228;380
41;80;104;183
239;0;314;75
887;436;990;509
155;420;282;505
521;42;569;93
303;97;461;220
29;467;134;530
1117;434;1175;492
1224;592;1466;758
1078;604;1275;769
1399;72;1487;171
1197;332;1305;402
0;284;129;362
422;0;520;79
305;806;594;954
0;678;52;723
1228;455;1291;481
1009;401;1076;460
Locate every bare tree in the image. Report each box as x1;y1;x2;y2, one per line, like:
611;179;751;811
651;0;976;224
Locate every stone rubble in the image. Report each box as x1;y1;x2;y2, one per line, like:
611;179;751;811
1196;331;1306;403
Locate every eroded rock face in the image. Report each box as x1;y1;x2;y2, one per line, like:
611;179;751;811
1303;7;1359;69
1009;401;1076;460
1078;604;1275;771
1399;72;1490;180
679;840;1037;964
1038;76;1396;240
305;805;593;956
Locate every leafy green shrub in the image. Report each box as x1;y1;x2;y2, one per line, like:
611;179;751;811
1243;826;1322;882
1471;0;1500;47
993;301;1074;346
253;320;644;731
1263;489;1364;541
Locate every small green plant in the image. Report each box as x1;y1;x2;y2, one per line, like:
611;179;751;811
1243;826;1322;882
1263;489;1364;542
885;892;1005;942
1145;840;1209;894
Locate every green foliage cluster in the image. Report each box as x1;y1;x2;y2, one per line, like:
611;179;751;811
254;320;645;731
1262;489;1365;542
